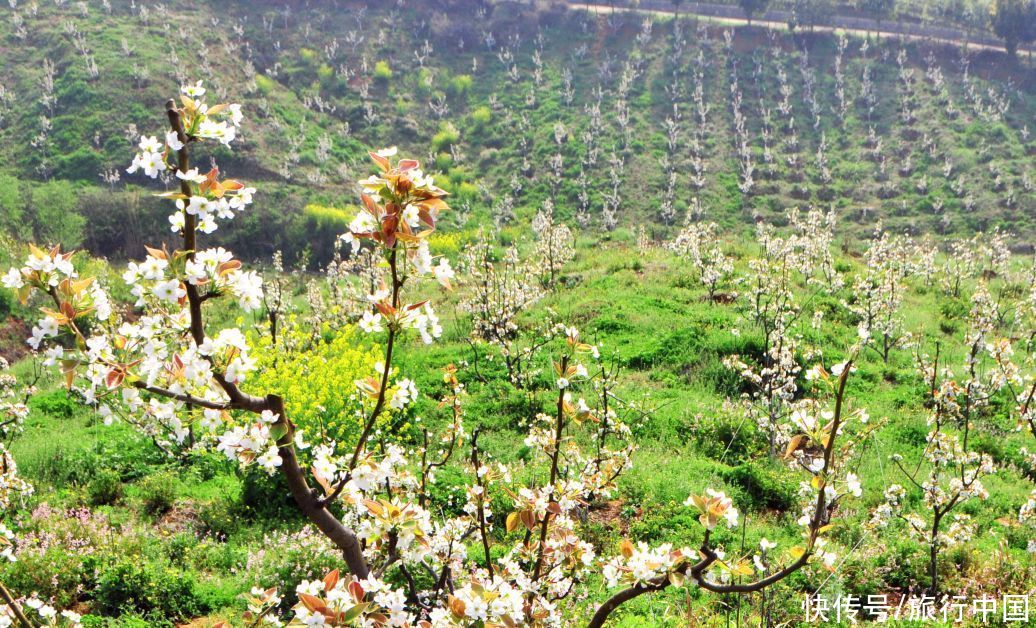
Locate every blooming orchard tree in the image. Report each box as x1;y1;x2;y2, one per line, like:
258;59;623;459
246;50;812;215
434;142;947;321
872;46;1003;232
874;287;1005;596
0;358;83;625
669;222;733;300
725;224;808;455
531;205;575;290
459;229;549;388
4;84;870;626
848;225;913;363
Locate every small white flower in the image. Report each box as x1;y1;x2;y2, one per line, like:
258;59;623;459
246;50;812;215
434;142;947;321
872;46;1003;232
166;131;184;151
1;268;24;289
359;311;383;333
153;279;185;302
176;167;205;183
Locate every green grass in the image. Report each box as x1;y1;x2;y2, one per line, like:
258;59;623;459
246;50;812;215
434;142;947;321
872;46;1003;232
0;0;1034;623
4;234;1035;623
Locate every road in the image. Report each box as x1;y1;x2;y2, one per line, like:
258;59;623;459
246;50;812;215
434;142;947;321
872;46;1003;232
569;1;1035;57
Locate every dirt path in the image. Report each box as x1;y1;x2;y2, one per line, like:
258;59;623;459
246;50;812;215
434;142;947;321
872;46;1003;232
569;1;1035;58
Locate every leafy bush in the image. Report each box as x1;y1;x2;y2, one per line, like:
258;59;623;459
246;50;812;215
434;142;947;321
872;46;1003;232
237;467;300;522
297;203;355;263
88;469;124;506
28;180;86;248
93;560;207;624
721;462;798;512
245;527;343;612
431;122;460;152
29;389;80;419
255;74;275;94
449;74;473;96
686;411;766;464
198;498;239;539
0;546;99;609
137;471;177;516
373;60;392;81
471;105;491;124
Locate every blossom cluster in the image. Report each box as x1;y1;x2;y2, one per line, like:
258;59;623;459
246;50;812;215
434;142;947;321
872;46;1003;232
127;81;254;234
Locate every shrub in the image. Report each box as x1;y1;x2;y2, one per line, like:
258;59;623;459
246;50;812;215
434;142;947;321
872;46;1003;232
198;498;239;540
686;411;766;464
298;203;355;264
721;462;798;512
237;467;299;522
255;74;275;94
165;532;198;567
471;105;491;125
373;60;392;81
28;179;86;248
93;560;207;624
88;469;124;506
449;74;473;96
431;122;459;152
245;527;343;613
0;546;98;609
29;389;80;419
138;471;177;516
422;465;469;518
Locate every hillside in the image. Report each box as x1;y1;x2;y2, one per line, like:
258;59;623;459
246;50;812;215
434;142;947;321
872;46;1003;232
0;0;1033;271
0;1;1034;626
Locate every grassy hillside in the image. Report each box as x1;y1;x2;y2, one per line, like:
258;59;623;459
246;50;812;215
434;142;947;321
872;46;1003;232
0;0;1033;269
0;1;1034;626
3;223;1034;624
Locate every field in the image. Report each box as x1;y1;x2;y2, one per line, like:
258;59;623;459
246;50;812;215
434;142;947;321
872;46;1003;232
0;0;1034;626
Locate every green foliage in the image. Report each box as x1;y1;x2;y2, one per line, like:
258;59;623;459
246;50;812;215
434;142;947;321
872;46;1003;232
137;471;178;516
93;560;207;624
0;544;100;609
449;74;473;96
244;528;343;612
88;469;125;506
298;203;355;263
255;74;276;94
237;466;301;521
28;179;86;248
431;122;460;152
721;462;798;512
29;389;80;419
374;60;393;81
990;0;1036;57
0;174;28;239
688;411;766;464
860;0;898;23
471;105;492;125
198;497;240;539
739;0;772;21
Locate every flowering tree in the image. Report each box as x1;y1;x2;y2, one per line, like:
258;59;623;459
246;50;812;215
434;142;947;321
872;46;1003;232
725;225;808;455
873;287;1004;596
848;225;913;363
531;206;575;290
669;222;733;300
3;84;871;625
459;229;548;388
